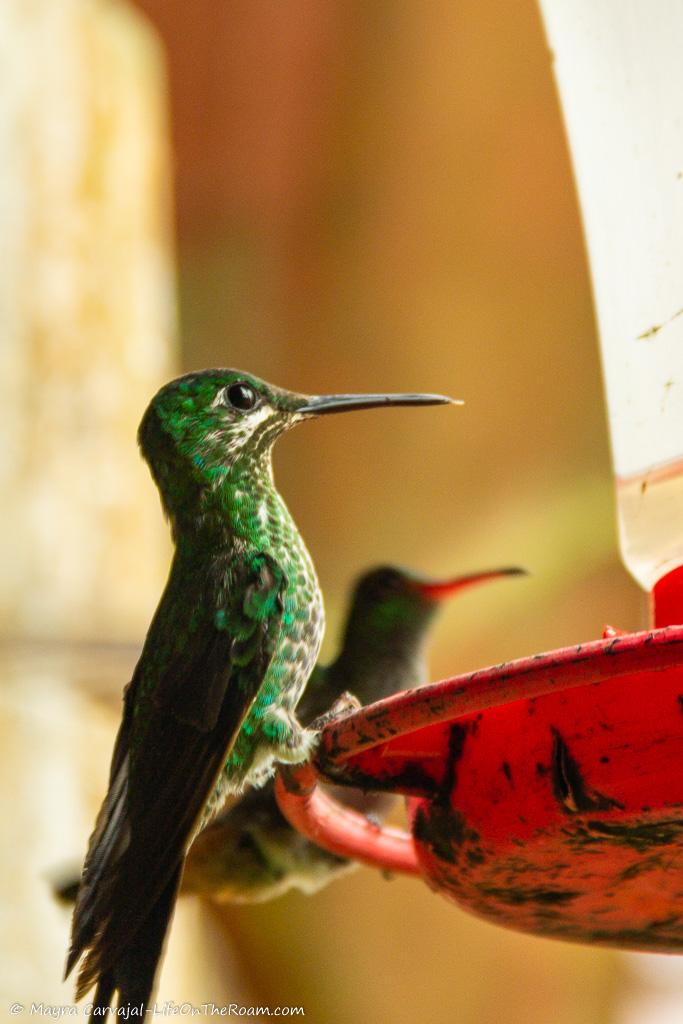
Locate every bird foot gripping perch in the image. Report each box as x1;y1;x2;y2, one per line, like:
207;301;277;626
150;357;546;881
275;567;683;953
308;692;363;731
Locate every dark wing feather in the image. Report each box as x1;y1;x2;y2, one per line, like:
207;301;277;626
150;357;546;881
67;551;286;1009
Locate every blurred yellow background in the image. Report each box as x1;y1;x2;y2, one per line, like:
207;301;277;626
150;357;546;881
0;0;655;1022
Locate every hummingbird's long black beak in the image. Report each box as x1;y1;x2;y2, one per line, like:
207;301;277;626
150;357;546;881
297;391;460;416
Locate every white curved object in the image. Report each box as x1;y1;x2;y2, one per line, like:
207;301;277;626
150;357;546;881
540;2;683;590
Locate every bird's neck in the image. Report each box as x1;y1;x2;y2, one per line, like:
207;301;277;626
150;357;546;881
172;453;307;572
325;615;434;707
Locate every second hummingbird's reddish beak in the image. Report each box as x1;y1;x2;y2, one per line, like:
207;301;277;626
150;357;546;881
297;392;460;416
411;566;528;601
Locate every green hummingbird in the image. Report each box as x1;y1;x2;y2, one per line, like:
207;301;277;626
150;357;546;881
180;563;526;902
65;369;453;1012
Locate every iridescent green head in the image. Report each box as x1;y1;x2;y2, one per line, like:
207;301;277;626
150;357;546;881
138;368;454;526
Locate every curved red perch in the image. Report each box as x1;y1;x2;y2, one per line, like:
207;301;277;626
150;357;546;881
274;763;421;876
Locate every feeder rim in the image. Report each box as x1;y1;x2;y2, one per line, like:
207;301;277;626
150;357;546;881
316;624;683;769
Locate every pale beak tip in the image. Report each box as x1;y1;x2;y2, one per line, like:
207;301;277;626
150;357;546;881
419;394;463;406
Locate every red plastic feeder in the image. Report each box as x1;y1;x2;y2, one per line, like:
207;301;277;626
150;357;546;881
275;567;683;952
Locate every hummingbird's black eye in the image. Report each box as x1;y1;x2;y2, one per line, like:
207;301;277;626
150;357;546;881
365;568;403;598
226;382;258;411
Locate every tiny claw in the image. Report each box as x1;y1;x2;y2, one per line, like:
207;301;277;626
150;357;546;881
603;624;626;639
309;691;362;731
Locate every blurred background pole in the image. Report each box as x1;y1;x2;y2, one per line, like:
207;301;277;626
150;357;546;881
0;0;176;643
539;3;683;1020
0;0;237;1007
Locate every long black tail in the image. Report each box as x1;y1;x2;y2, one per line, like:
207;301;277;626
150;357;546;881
92;861;183;1014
